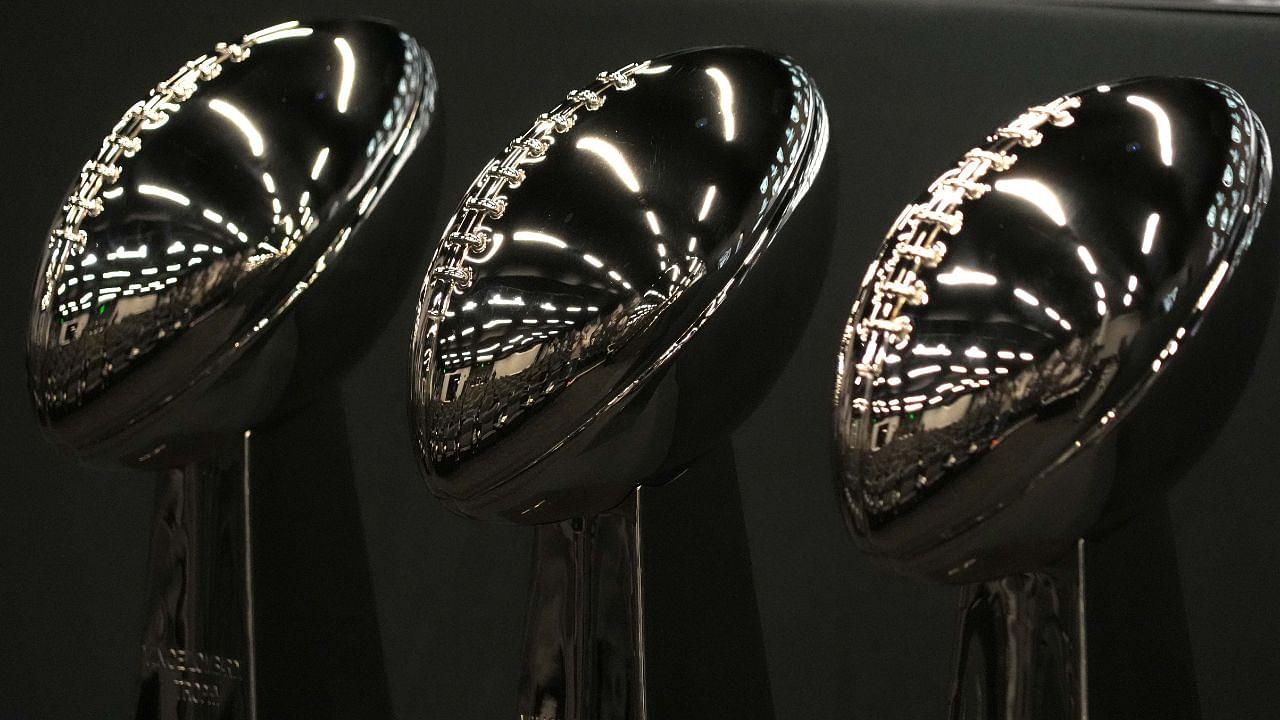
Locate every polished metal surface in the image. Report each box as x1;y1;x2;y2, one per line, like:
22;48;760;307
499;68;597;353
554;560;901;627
26;18;439;720
410;46;834;720
137;434;253;716
412;47;832;525
29;19;437;470
948;543;1084;720
835;77;1273;585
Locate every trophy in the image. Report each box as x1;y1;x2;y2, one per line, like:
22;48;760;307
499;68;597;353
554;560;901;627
27;19;440;718
834;77;1273;719
410;47;835;719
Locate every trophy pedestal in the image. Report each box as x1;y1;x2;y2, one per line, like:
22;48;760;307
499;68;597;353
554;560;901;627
135;392;391;719
950;505;1199;720
518;442;774;720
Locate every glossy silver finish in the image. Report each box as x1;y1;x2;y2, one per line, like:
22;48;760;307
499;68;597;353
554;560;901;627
834;77;1274;718
412;47;832;524
949;509;1202;720
410;47;835;719
27;19;438;719
836;77;1272;583
29;19;436;470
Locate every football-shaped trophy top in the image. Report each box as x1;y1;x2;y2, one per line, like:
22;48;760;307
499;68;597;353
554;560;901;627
835;77;1272;583
412;47;834;523
28;19;438;468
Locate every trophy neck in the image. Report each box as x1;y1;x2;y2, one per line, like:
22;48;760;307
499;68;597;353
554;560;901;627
949;504;1200;720
517;442;774;720
139;433;256;719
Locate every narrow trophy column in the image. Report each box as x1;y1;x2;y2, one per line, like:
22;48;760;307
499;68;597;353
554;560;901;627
518;443;774;720
137;435;256;720
949;545;1081;720
519;503;641;720
950;505;1200;720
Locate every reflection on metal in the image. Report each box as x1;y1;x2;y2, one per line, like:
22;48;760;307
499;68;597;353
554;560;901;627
422;60;652;303
28;19;440;720
704;67;737;142
413;47;832;522
333;37;356;114
949;549;1082;720
576;135;643;193
1126;94;1174;166
44;36;253;284
852;95;1079;366
411;47;835;720
30;21;437;466
209;98;266;157
834;77;1273;718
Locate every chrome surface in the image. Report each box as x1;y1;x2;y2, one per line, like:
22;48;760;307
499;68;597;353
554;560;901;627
835;77;1274;719
412;47;832;525
410;46;835;719
137;433;253;716
26;18;439;719
29;19;437;469
835;77;1273;584
517;443;775;720
948;509;1203;720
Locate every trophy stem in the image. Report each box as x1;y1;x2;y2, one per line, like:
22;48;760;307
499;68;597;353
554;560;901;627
948;504;1200;720
135;390;392;719
517;441;774;720
137;434;256;720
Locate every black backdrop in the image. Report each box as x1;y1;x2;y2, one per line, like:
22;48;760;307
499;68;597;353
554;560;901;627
3;1;1279;718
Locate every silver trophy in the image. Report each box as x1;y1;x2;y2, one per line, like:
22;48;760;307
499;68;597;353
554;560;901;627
410;47;835;719
834;77;1273;718
27;19;439;718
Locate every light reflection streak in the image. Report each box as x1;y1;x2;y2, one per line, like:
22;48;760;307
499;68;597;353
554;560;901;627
208;98;264;157
697;185;718;221
645;210;662;235
1196;260;1229;310
1126;95;1174;166
936;267;997;286
704;67;736;141
137;184;190;206
575;136;641;193
907;365;942;378
244;20;305;42
334;37;356;113
1076;245;1098;275
913;344;950;357
994;178;1066;226
1140;212;1160;254
357;185;379;215
251;26;314;43
310;146;330;180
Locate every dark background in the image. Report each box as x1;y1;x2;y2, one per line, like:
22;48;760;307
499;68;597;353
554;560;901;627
3;1;1279;718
